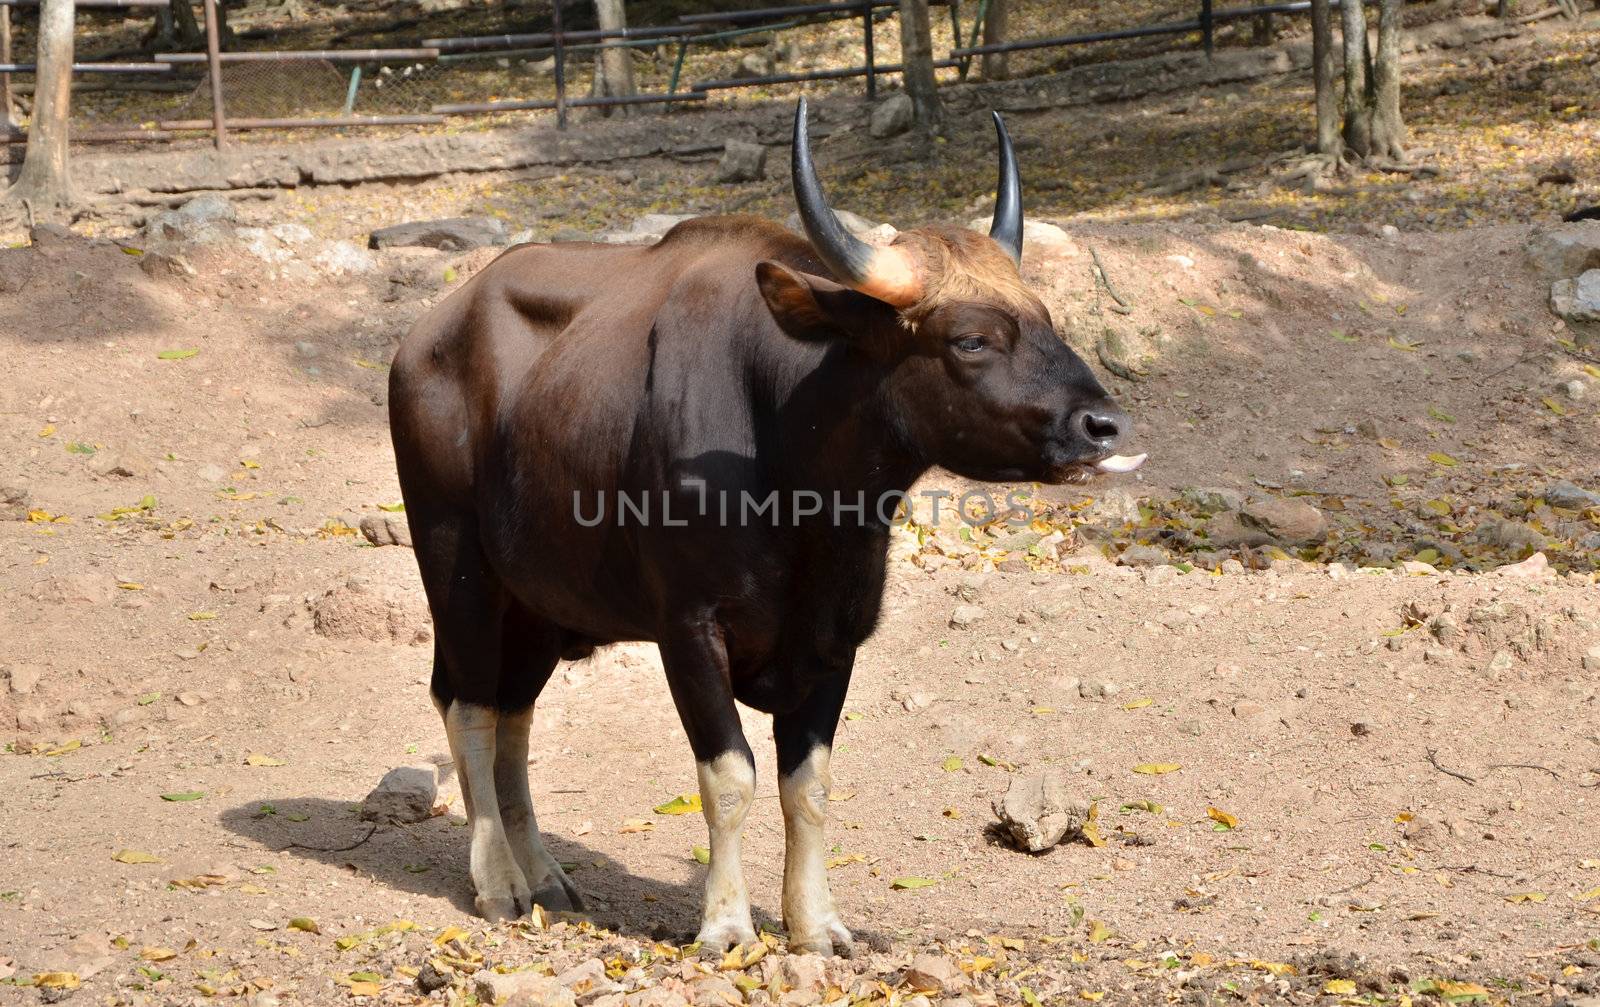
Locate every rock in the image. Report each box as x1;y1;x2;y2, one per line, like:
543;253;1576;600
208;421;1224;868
197;462;228;484
1180;486;1244;515
1118;544;1167;568
1078;678;1119;700
514;56;557;76
1544;480;1600;510
779;956;828;993
558;959;623;1003
1238;497;1327;546
715;140;767;184
1524;222;1600;277
599;213;695;245
1551;270;1600;323
900;691;933;712
992;528;1042;552
1;483;31;520
992;770;1090;852
949;605;987;630
362;764;439;823
783;208;889;243
1205;510;1275;549
1583;646;1600;672
1565;378;1588;401
312;240;377;276
92;452;152;479
6;665;41;694
1379;223;1400;240
1494;551;1550;578
689;976;743;1007
359;513;413;548
902;955;969;995
369;216;509;251
1471;517;1546;554
312;576;431;644
141;194;237;245
869;93;914;138
1142;564;1178;586
416;960;451;993
139;249;198;281
731;50;775;79
474;970;577;1007
962;218;1080;255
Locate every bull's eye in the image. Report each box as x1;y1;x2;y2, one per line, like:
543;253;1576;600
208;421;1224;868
953;335;987;354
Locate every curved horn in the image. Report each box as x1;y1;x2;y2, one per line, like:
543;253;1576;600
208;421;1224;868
988;111;1023;265
791;98;922;306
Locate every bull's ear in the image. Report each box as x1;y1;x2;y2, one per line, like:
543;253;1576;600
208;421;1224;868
755;260;896;343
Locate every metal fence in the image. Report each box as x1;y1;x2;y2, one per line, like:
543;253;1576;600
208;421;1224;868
0;0;1405;152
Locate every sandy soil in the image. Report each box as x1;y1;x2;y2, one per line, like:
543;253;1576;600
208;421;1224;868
1;183;1598;1003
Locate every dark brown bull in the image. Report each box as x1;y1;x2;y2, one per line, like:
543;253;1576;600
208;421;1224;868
389;99;1143;953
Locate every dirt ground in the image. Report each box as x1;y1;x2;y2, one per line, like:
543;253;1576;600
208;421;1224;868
4;24;1600;1004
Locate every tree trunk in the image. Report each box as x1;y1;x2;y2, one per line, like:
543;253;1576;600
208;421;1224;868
1;6;15;129
1309;0;1340;158
1339;0;1371;157
1368;0;1406;160
980;0;1008;81
6;0;74;213
590;0;634;114
897;0;941;152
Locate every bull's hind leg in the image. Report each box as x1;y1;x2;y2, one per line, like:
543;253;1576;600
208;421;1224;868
494;706;584;912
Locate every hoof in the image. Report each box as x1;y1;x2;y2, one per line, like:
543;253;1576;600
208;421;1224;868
475;893;527;922
530;878;579;913
787;918;854;957
695;919;758;953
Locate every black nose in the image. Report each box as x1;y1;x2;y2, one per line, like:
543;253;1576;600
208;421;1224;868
1069;406;1129;449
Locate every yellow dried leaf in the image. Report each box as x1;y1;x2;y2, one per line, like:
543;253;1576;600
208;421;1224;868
140;947;177;961
1086;920;1113;943
348;981;380;996
619;818;654;833
1206;807;1239;830
942;755;964;772
38;424;56;438
1121;697;1153;710
1504;891;1546;904
112;849;162;864
33;973;79;990
1574;885;1600;902
1325;979;1357;995
1132;763;1181;775
287;917;321;934
432;925;467;946
1080;993;1105;1002
245;753;286;767
1542;397;1569;416
1427;452;1458;467
653;794;701;815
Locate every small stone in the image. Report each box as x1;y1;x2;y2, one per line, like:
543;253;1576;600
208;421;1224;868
361;764;439;823
176;691;203;706
141;193;237;246
779;955;828;993
1379;223;1400;240
1232;701;1264;719
715;140;767;183
369;217;509;251
1177;719;1204;737
1141;565;1178;586
990;770;1089;853
1118;544;1167;568
359;513;413;548
1487;650;1514;674
139;249;198;281
1494;552;1550;578
1583;646;1600;672
1423;646;1451;664
1179;486;1244;514
1205;510;1275;549
955;574;988;603
1350;720;1375;737
197;462;228;484
1524;221;1600;277
7;664;42;694
949;604;987;630
92;452;152;479
870;93;914;139
1544;481;1600;510
416;960;451;994
1565;379;1588;401
1471;517;1546;554
473;971;576;1007
1238;497;1327;546
900;691;933;712
731;50;775;79
1551;269;1600;323
1078;678;1116;701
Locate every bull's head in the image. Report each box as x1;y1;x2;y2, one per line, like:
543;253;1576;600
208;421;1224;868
757;98;1145;485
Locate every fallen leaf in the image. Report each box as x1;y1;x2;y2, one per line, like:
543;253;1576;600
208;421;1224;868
1086;920;1113;943
33;972;80;990
1324;979;1357;995
619;818;654;834
160;790;205;802
1542;397;1569;416
1427;452;1458;467
287;917;321;934
1207;806;1239;830
1132;763;1181;775
942;755;964;772
826;853;865;869
112;849;162;864
157;348;200;360
245;753;286;767
1504;892;1546;904
653;794;701;816
890;876;937;890
1121;697;1153;710
691;846;711;865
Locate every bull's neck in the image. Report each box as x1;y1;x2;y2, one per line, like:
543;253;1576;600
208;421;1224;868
762;339;929;507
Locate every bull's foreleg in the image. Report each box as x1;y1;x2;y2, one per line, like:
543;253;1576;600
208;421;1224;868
660;613;758;951
493;707;584;913
774;672;853;956
442;701;532;921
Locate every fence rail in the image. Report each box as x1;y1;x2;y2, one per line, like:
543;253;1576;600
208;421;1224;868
0;0;1391;153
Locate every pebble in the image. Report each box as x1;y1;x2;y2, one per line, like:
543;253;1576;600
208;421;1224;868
1350;720;1376;737
1118;544;1168;568
361;764;439;824
6;664;41;694
1078;678;1120;700
1584;646;1600;672
948;605;987;630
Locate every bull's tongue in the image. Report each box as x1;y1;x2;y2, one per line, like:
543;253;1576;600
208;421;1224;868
1094;453;1147;474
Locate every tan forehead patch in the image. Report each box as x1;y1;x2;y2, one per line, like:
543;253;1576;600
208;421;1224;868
894;226;1041;322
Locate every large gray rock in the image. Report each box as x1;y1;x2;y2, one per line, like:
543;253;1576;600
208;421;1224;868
715;139;767;184
1238;496;1328;546
783;208;893;243
598;213;694;245
368;216;509;251
1551;269;1600;323
141;194;237;245
992;770;1089;852
1544;480;1600;510
1180;486;1245;515
1525;222;1600;277
870;93;914;139
361;764;438;823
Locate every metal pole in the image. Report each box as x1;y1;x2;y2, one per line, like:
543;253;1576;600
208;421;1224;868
862;1;875;98
342;64;360;114
201;0;226;149
550;0;566;129
0;5;12;129
667;37;687;94
1200;0;1214;57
